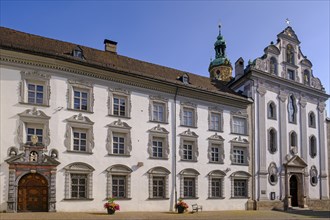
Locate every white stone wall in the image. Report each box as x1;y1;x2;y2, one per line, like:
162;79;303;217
0;65;250;212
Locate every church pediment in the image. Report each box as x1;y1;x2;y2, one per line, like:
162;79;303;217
5;152;60;166
284;155;307;168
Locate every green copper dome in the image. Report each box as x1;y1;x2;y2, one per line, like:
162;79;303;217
209;25;231;70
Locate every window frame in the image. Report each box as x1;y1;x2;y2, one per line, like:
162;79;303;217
148;125;169;159
208;108;223;132
64;113;94;154
268;128;277;154
303;69;310;85
287;69;295;81
149;96;169;123
106;119;132;156
207;133;225;164
230;138;249;166
231;112;248;136
286;44;295;65
20;71;51;106
67;79;94;113
147;167;170;200
269;57;278;75
288;95;297;124
268;162;278;186
106;165;132;200
108;88;131;118
208;170;226;199
308;111;316;128
64;162;94;200
179;129;199;162
310;166;318;186
230;171;251;199
267;101;277;120
309;135;317;158
179;168;199;199
180;102;197;128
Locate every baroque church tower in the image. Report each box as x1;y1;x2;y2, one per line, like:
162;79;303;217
209;24;233;82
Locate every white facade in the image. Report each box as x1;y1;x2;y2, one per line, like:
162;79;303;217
0;27;252;212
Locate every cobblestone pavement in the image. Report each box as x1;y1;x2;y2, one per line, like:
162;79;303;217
1;210;329;220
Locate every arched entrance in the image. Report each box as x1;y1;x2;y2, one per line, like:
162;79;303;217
17;173;48;212
289;175;298;207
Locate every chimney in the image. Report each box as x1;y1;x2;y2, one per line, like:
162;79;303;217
235;57;244;79
104;39;117;53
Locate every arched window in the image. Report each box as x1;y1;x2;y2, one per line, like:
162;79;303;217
268;101;277;119
308;111;316;128
106;164;133;199
290;131;297;147
286;44;294;64
269;57;277;75
288;95;296;123
268;128;277;153
304;69;310;85
310;136;317;158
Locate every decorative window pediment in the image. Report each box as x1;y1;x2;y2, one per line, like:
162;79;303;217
67;79;94;113
230;137;249;165
64;113;94;154
149;95;169;123
179;168;199;199
180;102;197;127
230;171;251;198
17;107;51;149
208;107;223;132
179;129;199;162
230;171;251;178
208;170;226;177
179;129;198;138
106;120;132;156
208;133;224;164
148;125;169;159
208;170;226;199
108;87;131;118
147;167;170;199
230;111;248;135
106;164;132;199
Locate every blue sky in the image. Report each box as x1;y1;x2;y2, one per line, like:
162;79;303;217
1;1;329;112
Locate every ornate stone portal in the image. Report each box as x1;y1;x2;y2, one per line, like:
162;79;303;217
5;136;60;212
283;155;308;209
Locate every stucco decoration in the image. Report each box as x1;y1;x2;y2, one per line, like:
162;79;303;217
311;77;323;90
147;125;170;159
229;137;250;165
268;162;278;185
147;166;170;199
108;87;132;117
254;58;268;72
208;133;225;164
67;79;94;112
106;164;132;199
179;129;199;162
180;101;198;127
106;119;132;155
310;165;318;186
148;95;169;123
17;107;51;149
7;147;18;157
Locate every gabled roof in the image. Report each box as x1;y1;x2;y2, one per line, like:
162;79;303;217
0;26;246;100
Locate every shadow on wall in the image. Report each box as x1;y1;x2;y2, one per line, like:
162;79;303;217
0;162;9;211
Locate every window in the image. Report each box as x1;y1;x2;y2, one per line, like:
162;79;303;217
269;57;277;75
209;112;222;131
148;167;170;199
286;44;295;64
148;125;169;159
289;131;297;155
268;162;278;185
64;113;94;154
181;74;189;84
208;170;226;199
230;137;249;166
208;134;224;164
106;165;132;199
287;69;295;80
73;46;83;59
73;129;87;152
149;96;168;123
20;71;51;106
106;119;132;156
180;102;197;127
230;171;250;198
304;70;310;85
267;101;277;119
112;175;126;198
179;129;199;162
67;79;94;112
64;162;94;200
268;128;277;154
288;95;297;123
232;117;247;135
310;166;318;186
179;168;199;199
71;174;87;199
17;108;51;148
108;88;131;118
308;112;316;128
309;135;317;158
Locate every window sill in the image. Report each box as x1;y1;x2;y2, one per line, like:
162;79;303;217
64;198;94;201
231;163;249;166
180;159;198;163
207;197;225;200
108;114;131;119
149;157;169;160
230;196;249;199
182;197;199;200
208;129;223;132
67;108;93;114
110;198;132;200
230;132;248;136
267;117;277;121
108;154;131;157
149;120;169;124
19;102;50;107
180;125;197;129
147;198;170;200
208;161;224;165
66;150;93;155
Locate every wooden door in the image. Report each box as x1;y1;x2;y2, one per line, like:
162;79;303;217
289;175;298;207
18;173;48;212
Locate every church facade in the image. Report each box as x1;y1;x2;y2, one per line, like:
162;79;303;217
0;24;328;213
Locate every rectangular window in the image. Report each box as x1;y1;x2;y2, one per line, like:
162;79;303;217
152;102;165;122
152;139;163;158
183;108;194;126
27;127;43;143
288;69;295;80
211;178;222;198
27;83;44;104
112;175;126;198
152;177;165;198
211;145;220;162
210;113;221;131
71;174;87;199
74;90;88;111
113;96;126;116
234;179;247;197
232;117;246;135
183;177;195;198
113;133;125;154
183;141;193;160
73;129;87;152
233;148;245;164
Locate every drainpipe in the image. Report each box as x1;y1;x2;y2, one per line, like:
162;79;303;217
173;87;179;210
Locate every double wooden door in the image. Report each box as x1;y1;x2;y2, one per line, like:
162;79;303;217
17;173;48;212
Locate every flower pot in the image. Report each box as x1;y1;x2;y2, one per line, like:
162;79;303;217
177;206;185;213
107;208;115;215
